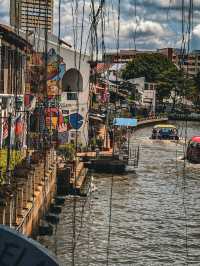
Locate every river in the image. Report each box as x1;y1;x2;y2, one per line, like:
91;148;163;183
38;121;200;266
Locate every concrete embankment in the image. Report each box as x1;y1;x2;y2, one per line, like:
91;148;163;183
0;149;57;236
57;159;88;195
136;117;168;129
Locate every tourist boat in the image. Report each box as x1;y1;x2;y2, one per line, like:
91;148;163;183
186;136;200;163
151;124;179;140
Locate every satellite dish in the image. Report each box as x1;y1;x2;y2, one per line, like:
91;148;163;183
0;225;59;266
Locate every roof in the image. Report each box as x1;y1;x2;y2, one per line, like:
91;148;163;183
191;136;200;143
154;124;176;129
96;63;112;74
0;24;32;49
113;118;137;127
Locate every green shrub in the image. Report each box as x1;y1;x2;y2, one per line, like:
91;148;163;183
58;143;75;161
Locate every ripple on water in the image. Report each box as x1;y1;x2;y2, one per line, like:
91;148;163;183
38;121;200;265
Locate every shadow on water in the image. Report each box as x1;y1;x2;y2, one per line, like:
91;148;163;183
38;121;200;265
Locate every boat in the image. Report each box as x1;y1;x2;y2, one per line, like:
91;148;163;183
151;124;179;140
186;136;200;163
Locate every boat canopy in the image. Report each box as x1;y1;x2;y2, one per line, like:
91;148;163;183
113;118;137;127
153;124;176;129
191;136;200;143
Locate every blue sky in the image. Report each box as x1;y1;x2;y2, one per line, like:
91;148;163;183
1;0;200;51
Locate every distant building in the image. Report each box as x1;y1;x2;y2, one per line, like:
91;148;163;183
127;77;157;113
157;48;173;61
104;48;173;64
172;49;200;76
105;47;200;77
10;0;54;32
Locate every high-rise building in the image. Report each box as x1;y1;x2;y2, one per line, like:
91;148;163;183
10;0;54;32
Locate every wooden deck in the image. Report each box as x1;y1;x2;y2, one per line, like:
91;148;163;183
70;161;88;189
77;149;113;158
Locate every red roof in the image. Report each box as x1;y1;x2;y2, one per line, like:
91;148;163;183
191;136;200;143
96;63;112;74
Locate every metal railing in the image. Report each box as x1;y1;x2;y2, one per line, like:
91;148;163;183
16;204;34;234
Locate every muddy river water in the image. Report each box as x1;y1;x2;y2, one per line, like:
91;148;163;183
38;121;200;265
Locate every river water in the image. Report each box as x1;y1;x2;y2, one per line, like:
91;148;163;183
38;121;200;266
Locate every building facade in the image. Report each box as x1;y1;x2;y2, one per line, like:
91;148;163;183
104;47;200;77
104;49;173;64
10;0;54;32
172;49;200;76
26;32;90;146
0;24;31;148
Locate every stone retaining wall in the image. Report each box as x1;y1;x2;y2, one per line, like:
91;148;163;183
0;149;57;236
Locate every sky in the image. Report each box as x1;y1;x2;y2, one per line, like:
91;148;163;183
0;0;200;52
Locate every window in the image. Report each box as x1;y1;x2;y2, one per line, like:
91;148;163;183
67;92;77;100
62;68;83;92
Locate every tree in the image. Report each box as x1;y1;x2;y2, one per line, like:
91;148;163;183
192;71;200;110
121;53;195;108
122;53;177;82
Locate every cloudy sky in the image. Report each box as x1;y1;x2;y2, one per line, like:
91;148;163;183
0;0;200;52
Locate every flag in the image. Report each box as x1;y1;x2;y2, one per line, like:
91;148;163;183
15;116;24;136
3;118;8;140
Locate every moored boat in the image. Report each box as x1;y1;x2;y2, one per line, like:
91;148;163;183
186;136;200;163
151;124;179;140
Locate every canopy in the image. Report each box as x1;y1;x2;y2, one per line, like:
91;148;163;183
191;136;200;143
113;118;137;127
153;124;176;129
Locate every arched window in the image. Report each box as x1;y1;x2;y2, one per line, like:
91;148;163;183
62;68;83;92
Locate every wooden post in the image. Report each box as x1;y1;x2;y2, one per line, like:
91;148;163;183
0;205;6;224
17;187;23;217
6;113;12;183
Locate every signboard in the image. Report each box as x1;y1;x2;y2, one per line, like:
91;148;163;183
0;225;59;266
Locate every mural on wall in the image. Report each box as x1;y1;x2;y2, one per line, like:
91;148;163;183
27;49;71;145
27;49;85;145
46;48;66;82
28;48;66;97
69;113;84;130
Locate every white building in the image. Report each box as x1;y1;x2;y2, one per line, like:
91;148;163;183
128;77;156;113
27;32;90;146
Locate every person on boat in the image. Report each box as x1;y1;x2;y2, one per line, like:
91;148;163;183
152;128;157;139
109;129;113;148
158;129;162;139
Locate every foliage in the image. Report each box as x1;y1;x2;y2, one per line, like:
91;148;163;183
157;68;193;103
122;53;177;82
192;71;200;110
122;53;197;108
0;149;24;183
58;143;75;161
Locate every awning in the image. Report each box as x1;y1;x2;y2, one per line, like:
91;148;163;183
89;115;103;122
113;118;137;127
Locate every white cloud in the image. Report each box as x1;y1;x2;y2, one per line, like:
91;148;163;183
0;0;200;51
193;24;200;38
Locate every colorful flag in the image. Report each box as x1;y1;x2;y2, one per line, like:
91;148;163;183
3;118;8;139
15;116;24;136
